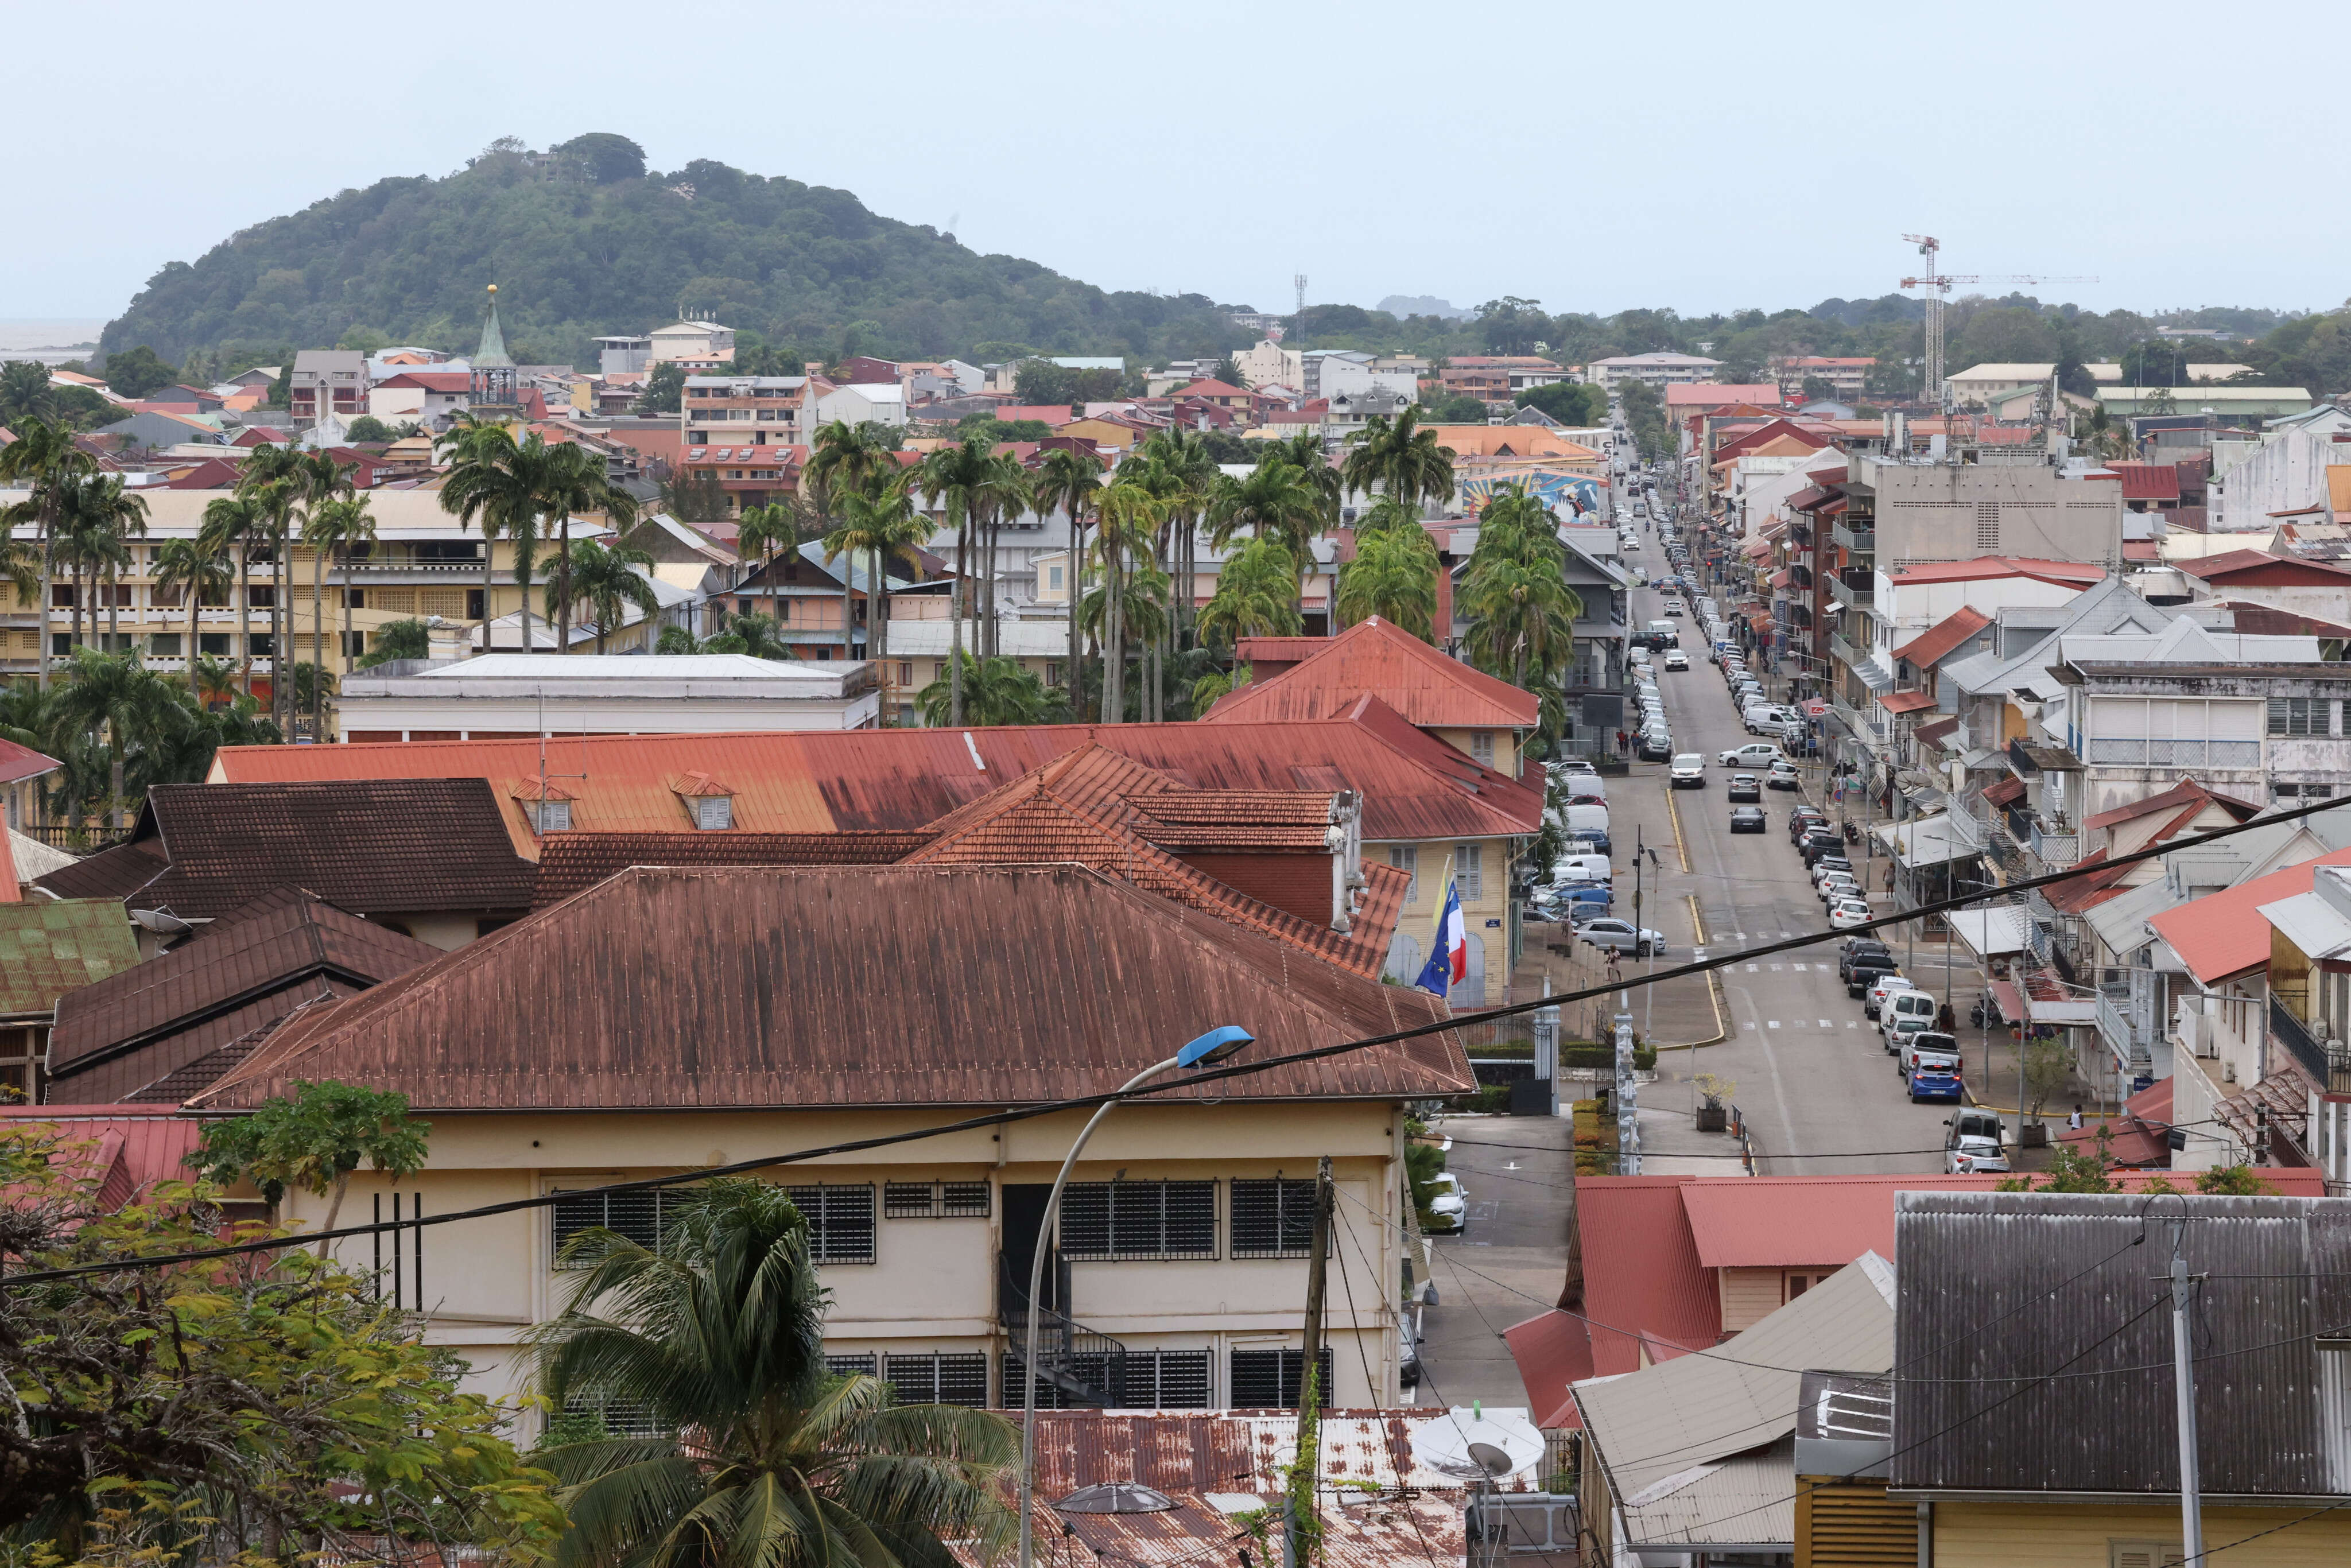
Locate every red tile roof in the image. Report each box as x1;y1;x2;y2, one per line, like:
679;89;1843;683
2149;848;2351;986
1570;1176;1718;1376
1983;776;2026;806
1666;384;1782;407
376;371;471;392
530;830;932;909
1204;617;1538;729
1173;379;1251;399
1891;607;1992;667
1884;558;2105;589
2056;1076;2175;1167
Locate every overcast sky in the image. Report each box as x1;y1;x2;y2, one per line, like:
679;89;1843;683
13;1;2349;329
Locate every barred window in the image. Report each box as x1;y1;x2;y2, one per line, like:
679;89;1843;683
1059;1181;1216;1260
1229;1347;1335;1410
1006;1348;1213;1410
884;1352;990;1407
884;1181;991;1219
783;1184;877;1264
825;1352;878;1377
550;1186;672;1266
561;1394;665;1437
2269;697;2325;736
1230;1178;1322;1258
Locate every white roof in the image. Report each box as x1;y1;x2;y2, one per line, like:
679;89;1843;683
1946;905;2031;958
1592;351;1722;368
2257;875;2351;964
827;382;905;403
2097;385;2310;403
433;654;817;681
1946;363;2054;382
881;619;1077;659
1872;813;1968;868
2059;613;2319;665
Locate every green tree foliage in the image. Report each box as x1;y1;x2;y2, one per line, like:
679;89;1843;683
0;1121;564;1551
1423;391;1490;424
344;414;394;442
1617;379;1670;464
98;344;179;399
658;465;730;523
1012;360;1123;405
1197;538;1302;649
356;615;430;667
953;414;1051;444
635;360;686;414
1459;487;1581;689
1996;1130;2120;1194
97;143;1253;370
1514;380;1608;426
1;359;57;425
918;650;1059;727
548;538;662;652
186;1078;430;1255
1335;525;1440;639
529;1177;1017;1568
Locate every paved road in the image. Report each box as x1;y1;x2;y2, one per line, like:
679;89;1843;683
1413;1113;1576;1408
1596;479;1967;1175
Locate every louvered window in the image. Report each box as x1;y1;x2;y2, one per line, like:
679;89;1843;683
1974;502;2000;552
527;799;572;832
1058;1180;1217;1260
550;1186;672;1266
884;1352;990;1407
1228;1347;1334;1410
1007;1348;1213;1410
692;795;734;830
1456;844;1484;901
1471;731;1495;768
2108;1543;2188;1568
824;1352;878;1377
1392;845;1419;905
1230;1178;1321;1258
560;1394;665;1437
884;1181;991;1218
783;1183;876;1264
2269;697;2325;736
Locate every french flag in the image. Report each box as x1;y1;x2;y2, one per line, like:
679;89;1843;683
1414;875;1466;998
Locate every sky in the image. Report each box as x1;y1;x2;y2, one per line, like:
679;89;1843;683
11;0;2350;331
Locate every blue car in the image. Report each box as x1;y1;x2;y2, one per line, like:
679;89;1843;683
1555;883;1613;914
1569;827;1612;856
1907;1055;1965;1103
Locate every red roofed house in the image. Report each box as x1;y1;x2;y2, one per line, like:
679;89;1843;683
2092;461;2183;511
1169;379;1266;426
370;370;474;423
0;736;61;837
2172;549;2351;623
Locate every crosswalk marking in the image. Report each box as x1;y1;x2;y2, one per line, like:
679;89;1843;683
1767;1019;1781;1028
1746;964;1759;972
1819;1019;1832;1028
1846;1020;1859;1028
1792;962;1808;972
1770;963;1784;972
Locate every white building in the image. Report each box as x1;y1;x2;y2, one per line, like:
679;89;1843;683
814;382;909;428
593;335;652;376
2212;405;2351;532
1942;363;2054;409
335;653;882;741
1585;351;1723;391
648;320;736;367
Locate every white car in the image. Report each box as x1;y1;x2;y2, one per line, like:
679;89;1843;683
1580;918;1666;957
1865;975;1916;1019
1670;752;1706;787
1744;703;1797;735
1425;1172;1468;1232
1662;599;1686;616
1829;897;1873;929
1717;743;1788;769
1766;760;1801;790
1662;649;1689;671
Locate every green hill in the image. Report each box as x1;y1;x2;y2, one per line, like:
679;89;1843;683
98;134;1252;372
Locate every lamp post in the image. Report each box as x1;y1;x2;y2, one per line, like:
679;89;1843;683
1017;1025;1254;1568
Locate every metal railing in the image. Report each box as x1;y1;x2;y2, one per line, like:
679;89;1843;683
1832;521;1875;553
2267;996;2351;1092
2096;993;2150;1074
2030;821;2078;867
997;1252;1135;1408
1829;569;1874;610
1829;694;1887;745
1829;631;1872;669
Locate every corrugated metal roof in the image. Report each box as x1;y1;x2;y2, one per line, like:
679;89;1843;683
1503;1307;1595;1427
0;1104;205;1201
0;899;141;1019
1890;607;1991;667
189;864;1472;1113
2148;847;2351;986
1204;617;1539;730
1891;1191;2351;1497
1619;1442;1793;1550
531;830;928;909
1679;1177;2016;1270
1574;1176;1720;1375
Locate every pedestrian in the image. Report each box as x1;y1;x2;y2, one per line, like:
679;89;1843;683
1938;1000;1956;1034
2067;1103;2084;1131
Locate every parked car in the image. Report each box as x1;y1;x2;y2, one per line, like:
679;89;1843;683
1663;648;1689;671
1944;1110;2009;1174
1425;1172;1468;1232
1798;835;1846;867
1718;742;1787;769
1568;826;1612;856
1900;1030;1961;1078
1555;802;1610;844
1744;703;1798;736
1818;873;1862;905
1788;806;1829;837
1863;973;1914;1015
1662;599;1685;616
1829;897;1873;929
1670;753;1706;787
1766;760;1801;790
1548;853;1613;884
1546;883;1613;915
1908;1049;1965;1103
1881;989;1938;1047
1729;805;1767;833
1638;732;1674;761
1810;856;1854;887
1838;939;1893;984
1580;918;1666;958
1726;774;1762;802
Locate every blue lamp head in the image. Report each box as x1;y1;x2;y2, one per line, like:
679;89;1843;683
1177;1025;1254;1070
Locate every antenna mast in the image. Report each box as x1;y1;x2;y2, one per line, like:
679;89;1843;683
1293;273;1308;351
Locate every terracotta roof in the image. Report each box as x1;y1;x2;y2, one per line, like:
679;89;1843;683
0;736;61;785
2042;850;2132;915
532;830;929;909
2055;1077;2175;1168
1891;606;1992;666
46;888;441;1103
130;779;539;919
188;864;1473;1113
1202;618;1538;730
212;704;1543;848
2081;777;2256;832
1173;379;1250;399
0;900;141;1019
1572;1176;1718;1376
1884;558;2105;589
1877;690;1939;715
1666;383;1782;406
0;1105;207;1207
2149;848;2351;987
1912;717;1960;748
1502;1309;1595;1428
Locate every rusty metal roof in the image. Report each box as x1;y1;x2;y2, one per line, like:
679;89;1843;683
189;865;1472;1113
32;839;169;903
0;899;141;1020
46;888;443;1102
131;779;538;919
1203;617;1538;730
531;830;931;910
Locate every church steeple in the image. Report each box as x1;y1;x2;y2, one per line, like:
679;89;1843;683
471;282;518;409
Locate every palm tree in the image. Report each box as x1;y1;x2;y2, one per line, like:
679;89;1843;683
735;500;804;632
918;651;1053;727
1088;480;1168;725
708;611;791;660
50;647;172;833
1458;488;1581;688
1341;406;1456;519
822;469;930;681
805;421;897;659
530;1179;1015;1568
1031;447;1103;718
537;440;641;654
190;655;240;709
0;418;98;689
51;476;135;655
1122;432;1219;721
439;422;549;654
1205;457;1327;622
1335;524;1441;639
304;496;375;730
1196;537;1302;650
234;443;306;718
0;360;57;427
153;538;232;678
197;496;262;698
550;539;662;653
920;439;1031;721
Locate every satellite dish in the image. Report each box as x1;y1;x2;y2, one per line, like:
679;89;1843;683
1468;1442;1514;1478
1054;1483;1175;1515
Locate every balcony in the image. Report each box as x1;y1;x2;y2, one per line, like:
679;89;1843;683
2030;821;2078;868
1829;631;1872;670
1829;694;1887;746
2267;995;2351;1092
1829;568;1875;611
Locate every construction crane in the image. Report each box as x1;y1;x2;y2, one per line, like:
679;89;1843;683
1899;235;2096;409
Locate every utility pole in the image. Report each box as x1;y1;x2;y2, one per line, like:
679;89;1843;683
1287;1157;1334;1568
2167;1217;2203;1564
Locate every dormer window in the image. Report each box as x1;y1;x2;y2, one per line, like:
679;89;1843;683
672;773;738;830
529;799;572;833
693;795;733;830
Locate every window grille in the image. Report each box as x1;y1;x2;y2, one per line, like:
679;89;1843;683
884;1181;991;1219
1229;1178;1321;1257
551;1186;669;1266
560;1395;665;1437
2269;697;2323;736
1228;1347;1334;1410
783;1183;877;1264
1058;1181;1217;1260
825;1352;879;1377
528;799;572;833
883;1352;990;1407
1007;1349;1212;1410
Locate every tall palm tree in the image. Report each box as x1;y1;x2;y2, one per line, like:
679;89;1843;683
1123;432;1219;721
51;477;133;654
920;439;1031;721
303;496;375;731
49;647;171;833
1196;537;1301;650
439;423;552;654
1205;457;1327;622
0;499;42;629
549;538;662;653
1031;447;1104;718
198;496;262;698
822;468;929;678
153;538;232;678
529;1179;1015;1568
805;421;897;659
0;360;57;427
735;500;804;632
235;443;306;719
1334;525;1441;639
0;418;96;689
537;440;641;654
1458;488;1581;688
1341;406;1456;519
1089;480;1167;725
918;651;1052;727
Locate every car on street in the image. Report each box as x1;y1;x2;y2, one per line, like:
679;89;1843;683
1788;807;1828;837
1744;703;1798;735
1766;760;1801;790
1726;773;1762;802
1718;742;1788;769
1553;754;1599;777
1798;834;1846;867
1424;1172;1468;1232
1548;853;1613;884
1568;826;1612;856
1638;732;1674;761
1729;805;1767;833
1838;938;1893;984
1662;599;1685;616
1579;918;1666;957
1663;648;1689;670
1907;1048;1965;1103
1863;973;1914;1015
1670;752;1706;787
1944;1111;2009;1174
1899;1030;1961;1078
1818;872;1862;905
1829;896;1872;929
1810;857;1854;888
1881;989;1939;1047
1540;883;1612;916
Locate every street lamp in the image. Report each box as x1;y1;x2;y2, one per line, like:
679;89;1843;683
1017;1025;1254;1568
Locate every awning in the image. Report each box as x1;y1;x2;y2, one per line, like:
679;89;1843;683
1983;776;2026;806
1989;979;2025;1024
1872;813;1970;868
2028;993;2100;1026
1768;568;1791;589
1914;717;1960;748
1947;906;2031;958
1878;689;1938;715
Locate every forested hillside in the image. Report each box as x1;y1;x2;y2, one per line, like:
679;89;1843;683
96;134;1254;372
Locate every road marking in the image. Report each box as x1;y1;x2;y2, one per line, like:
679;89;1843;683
1793;962;1808;972
1693;948;1709;960
1770;963;1784;972
1767;1019;1782;1028
1819;1019;1832;1028
1746;964;1759;972
1847;1021;1859;1028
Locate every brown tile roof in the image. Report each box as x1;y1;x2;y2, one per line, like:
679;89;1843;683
1891;606;1992;667
2081;777;2256;832
531;830;932;910
0;900;141;1019
33;839;169;903
190;865;1472;1113
1202;618;1538;730
133;779;539;919
46;888;443;1102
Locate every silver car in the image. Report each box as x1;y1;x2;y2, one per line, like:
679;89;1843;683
1579;918;1666;958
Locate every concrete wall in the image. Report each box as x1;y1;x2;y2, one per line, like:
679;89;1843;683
1869;462;2123;568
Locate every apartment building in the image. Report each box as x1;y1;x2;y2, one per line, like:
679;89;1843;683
288;350;366;428
1584;351;1722;391
1778;355;1875;398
